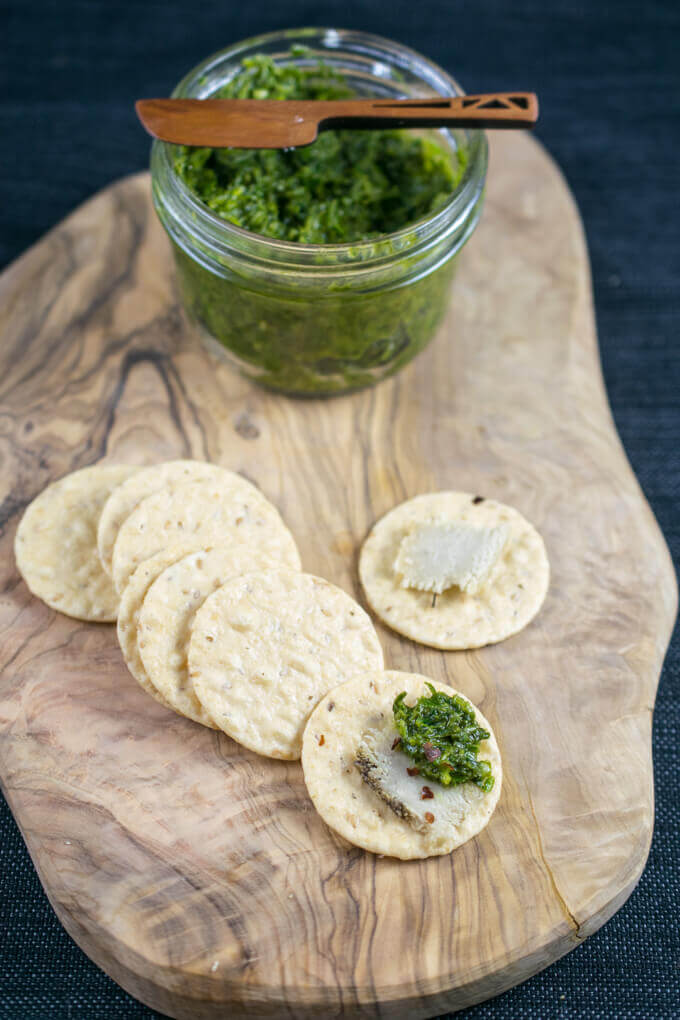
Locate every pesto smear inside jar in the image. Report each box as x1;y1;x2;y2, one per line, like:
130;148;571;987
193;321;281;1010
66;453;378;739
173;49;464;243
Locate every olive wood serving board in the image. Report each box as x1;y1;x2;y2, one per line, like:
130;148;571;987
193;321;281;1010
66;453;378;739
0;132;676;1019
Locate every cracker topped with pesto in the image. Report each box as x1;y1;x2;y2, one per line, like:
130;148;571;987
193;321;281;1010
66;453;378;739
173;50;463;244
302;671;501;859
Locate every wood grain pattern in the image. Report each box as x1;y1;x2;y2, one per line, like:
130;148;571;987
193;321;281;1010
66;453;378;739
0;133;676;1019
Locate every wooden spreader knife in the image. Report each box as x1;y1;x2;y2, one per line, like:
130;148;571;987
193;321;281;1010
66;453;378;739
135;93;539;149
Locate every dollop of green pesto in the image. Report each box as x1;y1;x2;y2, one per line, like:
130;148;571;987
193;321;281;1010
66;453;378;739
173;51;463;243
393;683;494;792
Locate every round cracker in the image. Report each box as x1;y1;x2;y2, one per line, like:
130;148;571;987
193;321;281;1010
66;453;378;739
116;545;199;711
301;671;502;859
15;464;138;621
189;569;384;760
138;547;280;727
111;478;301;594
359;492;549;649
97;460;242;577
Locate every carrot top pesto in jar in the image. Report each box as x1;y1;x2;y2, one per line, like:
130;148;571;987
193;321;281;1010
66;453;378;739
173;49;463;244
151;29;488;395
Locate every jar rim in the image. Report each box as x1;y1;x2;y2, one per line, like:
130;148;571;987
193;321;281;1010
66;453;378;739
153;27;487;268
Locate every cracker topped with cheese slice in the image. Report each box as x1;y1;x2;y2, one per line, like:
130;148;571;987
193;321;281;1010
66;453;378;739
359;491;549;649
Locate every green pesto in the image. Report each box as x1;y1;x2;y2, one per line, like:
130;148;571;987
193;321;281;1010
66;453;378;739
393;683;494;792
166;49;469;395
173;51;462;243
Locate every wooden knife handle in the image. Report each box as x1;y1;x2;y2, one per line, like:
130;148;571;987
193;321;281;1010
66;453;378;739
317;93;539;131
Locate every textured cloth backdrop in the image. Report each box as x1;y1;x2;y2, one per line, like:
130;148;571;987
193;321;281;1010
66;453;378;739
1;1;678;1017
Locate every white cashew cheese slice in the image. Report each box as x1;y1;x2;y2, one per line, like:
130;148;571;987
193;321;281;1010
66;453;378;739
395;520;509;595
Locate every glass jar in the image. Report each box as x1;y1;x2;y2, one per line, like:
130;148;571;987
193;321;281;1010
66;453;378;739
151;28;488;397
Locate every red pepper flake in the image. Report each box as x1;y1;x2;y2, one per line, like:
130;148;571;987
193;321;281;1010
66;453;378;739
327;701;335;712
318;734;325;746
424;812;435;824
472;495;485;505
406;767;420;777
391;736;401;750
420;786;434;800
423;742;441;762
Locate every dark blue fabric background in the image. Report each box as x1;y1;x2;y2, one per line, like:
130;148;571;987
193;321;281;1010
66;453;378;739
1;2;678;1017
